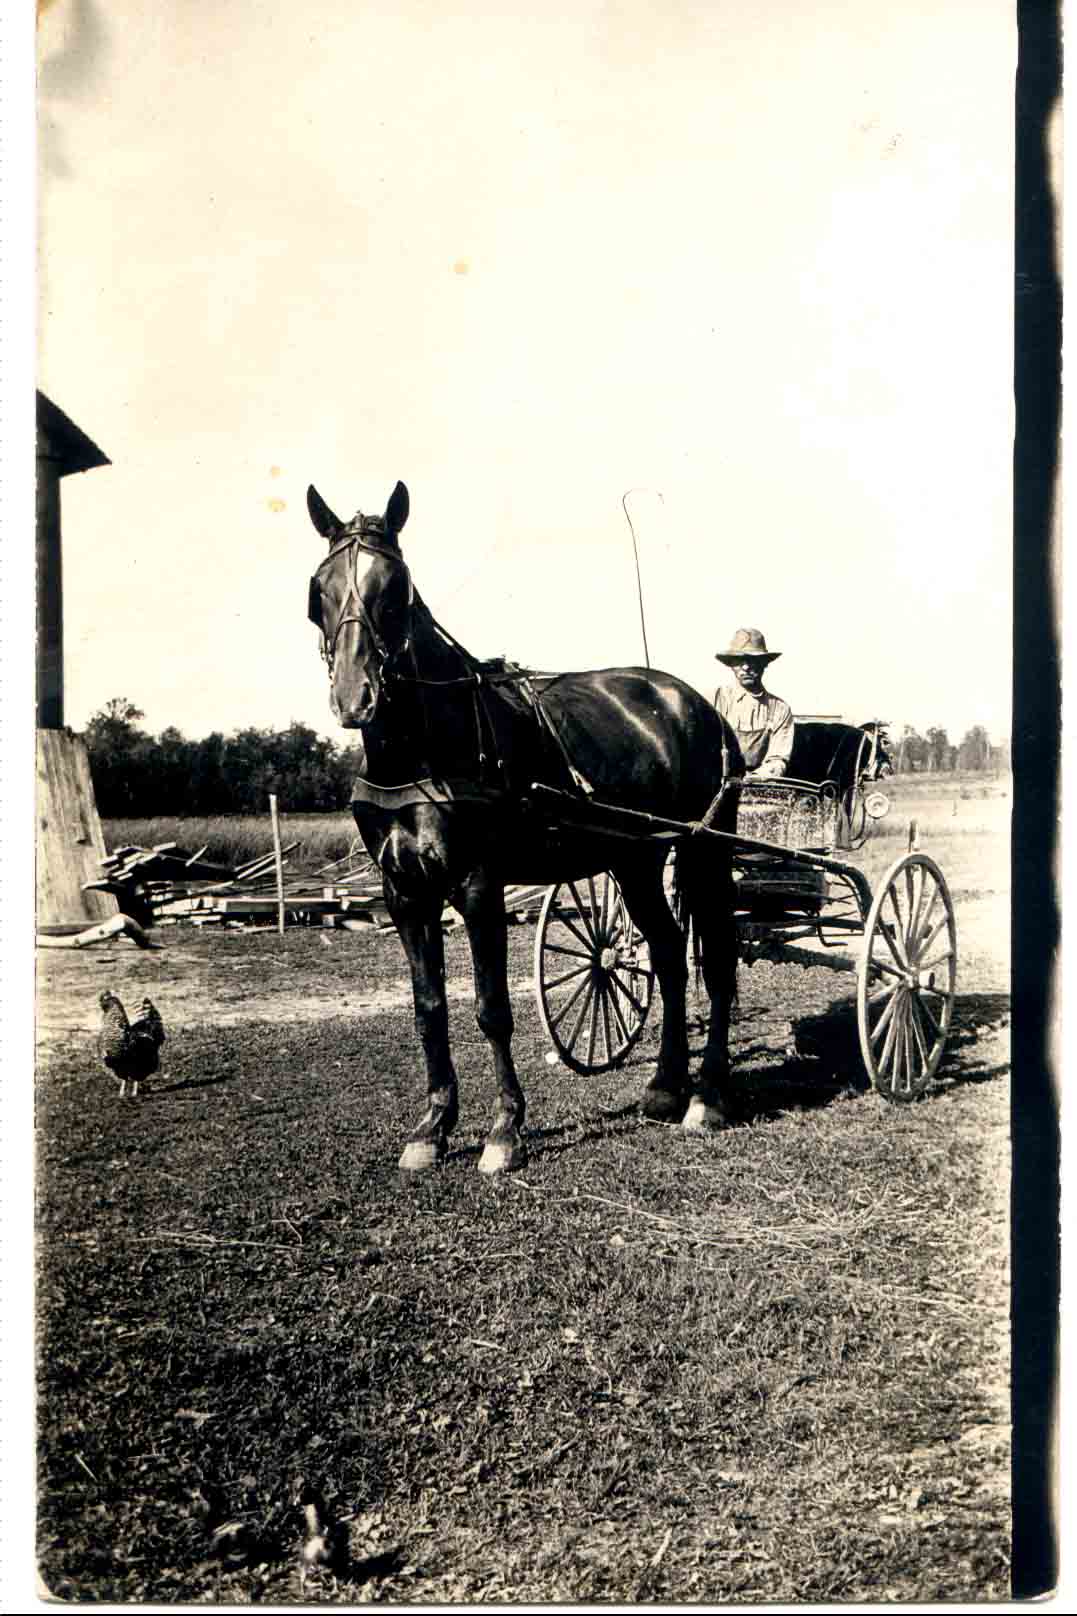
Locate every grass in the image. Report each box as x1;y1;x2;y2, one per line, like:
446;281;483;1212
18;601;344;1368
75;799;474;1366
35;905;1011;1603
104;814;363;875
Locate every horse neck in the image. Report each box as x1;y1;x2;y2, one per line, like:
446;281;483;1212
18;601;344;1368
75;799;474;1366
363;593;502;784
410;592;479;680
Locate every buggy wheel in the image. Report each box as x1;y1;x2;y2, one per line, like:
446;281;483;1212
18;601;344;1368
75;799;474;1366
857;852;957;1100
534;872;655;1074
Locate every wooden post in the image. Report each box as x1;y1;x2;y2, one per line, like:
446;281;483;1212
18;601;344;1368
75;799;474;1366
269;794;285;935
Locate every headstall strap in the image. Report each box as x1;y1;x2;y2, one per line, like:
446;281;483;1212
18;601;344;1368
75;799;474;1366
311;518;415;680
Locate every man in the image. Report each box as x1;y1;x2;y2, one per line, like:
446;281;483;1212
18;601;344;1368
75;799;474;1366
714;627;794;779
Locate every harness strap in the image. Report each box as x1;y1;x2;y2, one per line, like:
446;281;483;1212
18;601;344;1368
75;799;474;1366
520;679;595;797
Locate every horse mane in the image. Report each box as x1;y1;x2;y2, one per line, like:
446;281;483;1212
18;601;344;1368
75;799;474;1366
478;655;538;679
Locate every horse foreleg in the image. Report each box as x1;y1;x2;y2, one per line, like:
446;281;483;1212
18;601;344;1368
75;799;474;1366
613;858;691;1123
387;889;460;1172
455;871;527;1175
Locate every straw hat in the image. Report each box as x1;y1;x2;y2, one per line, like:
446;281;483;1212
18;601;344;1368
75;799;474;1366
715;627;781;665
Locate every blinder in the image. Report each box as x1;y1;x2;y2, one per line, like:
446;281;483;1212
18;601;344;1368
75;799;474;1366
307;576;323;631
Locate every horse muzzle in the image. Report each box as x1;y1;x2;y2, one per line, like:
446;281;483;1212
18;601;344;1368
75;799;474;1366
331;677;380;729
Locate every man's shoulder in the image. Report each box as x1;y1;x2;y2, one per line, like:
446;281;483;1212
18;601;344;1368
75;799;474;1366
766;693;793;722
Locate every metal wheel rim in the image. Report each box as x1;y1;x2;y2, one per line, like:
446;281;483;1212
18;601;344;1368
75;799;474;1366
857;852;957;1100
534;872;655;1075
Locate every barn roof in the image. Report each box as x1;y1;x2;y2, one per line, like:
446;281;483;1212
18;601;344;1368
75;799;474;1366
37;391;110;476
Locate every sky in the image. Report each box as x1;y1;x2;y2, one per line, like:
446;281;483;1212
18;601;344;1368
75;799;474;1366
35;0;1016;747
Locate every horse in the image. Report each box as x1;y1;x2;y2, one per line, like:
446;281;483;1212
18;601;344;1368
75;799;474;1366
305;479;743;1174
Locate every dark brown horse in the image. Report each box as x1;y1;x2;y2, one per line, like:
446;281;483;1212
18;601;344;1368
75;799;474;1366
306;480;742;1174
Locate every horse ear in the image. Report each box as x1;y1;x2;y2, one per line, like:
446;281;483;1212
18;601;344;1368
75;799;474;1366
307;484;343;541
384;481;410;537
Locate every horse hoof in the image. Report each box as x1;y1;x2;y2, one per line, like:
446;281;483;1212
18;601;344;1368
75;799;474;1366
478;1138;526;1176
399;1139;443;1173
682;1098;729;1134
640;1087;686;1124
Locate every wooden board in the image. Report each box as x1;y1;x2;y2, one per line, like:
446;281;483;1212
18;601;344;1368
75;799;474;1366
36;729;117;928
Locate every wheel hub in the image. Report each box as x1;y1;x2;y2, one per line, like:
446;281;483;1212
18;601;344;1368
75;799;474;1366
599;944;619;972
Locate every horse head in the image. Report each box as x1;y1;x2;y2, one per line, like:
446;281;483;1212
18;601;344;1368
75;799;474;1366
306;481;412;728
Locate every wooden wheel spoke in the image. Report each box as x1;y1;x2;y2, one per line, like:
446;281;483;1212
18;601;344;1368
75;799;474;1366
608;968;648;1021
894;996;915;1094
915;914;950;959
614;958;654;979
586;877;601;944
904;863;919;934
553;905;600;954
586;977;601;1068
548;969;593;1031
607;981;633;1043
565;977;597;1051
868;980;899;1007
902;1012;918;1092
870;984;901;1047
878;991;904;1073
600;979;615;1059
908;881;941;954
877;921;908;974
908;996;932;1069
885;887;911;965
545;960;594;993
913;991;943;1042
543;941;595;963
869;956;905;983
913;994;947;1064
567;881;599;944
916;947;955;975
599;874;612;936
906;864;929;953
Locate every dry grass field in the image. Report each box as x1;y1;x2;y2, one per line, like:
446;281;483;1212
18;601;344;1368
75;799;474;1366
35;775;1012;1602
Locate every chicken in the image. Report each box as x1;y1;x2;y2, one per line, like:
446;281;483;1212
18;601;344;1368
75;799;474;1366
297;1484;348;1584
97;991;166;1098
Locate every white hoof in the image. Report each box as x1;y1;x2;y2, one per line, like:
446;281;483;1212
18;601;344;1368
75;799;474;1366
399;1139;442;1172
478;1138;526;1176
682;1098;727;1135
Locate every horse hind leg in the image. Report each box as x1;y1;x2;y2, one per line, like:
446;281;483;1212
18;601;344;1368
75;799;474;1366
456;871;527;1175
611;856;691;1123
678;840;738;1134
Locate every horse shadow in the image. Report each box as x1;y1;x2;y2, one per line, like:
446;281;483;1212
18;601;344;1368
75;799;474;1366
444;988;1011;1166
723;988;1010;1123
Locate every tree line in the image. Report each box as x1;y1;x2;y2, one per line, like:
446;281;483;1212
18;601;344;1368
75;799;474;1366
82;699;367;816
82;699;1010;816
888;723;1009;774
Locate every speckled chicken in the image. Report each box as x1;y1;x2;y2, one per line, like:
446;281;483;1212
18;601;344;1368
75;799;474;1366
97;991;166;1098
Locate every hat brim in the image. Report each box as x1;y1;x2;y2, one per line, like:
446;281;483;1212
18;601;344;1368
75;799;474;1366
715;651;781;665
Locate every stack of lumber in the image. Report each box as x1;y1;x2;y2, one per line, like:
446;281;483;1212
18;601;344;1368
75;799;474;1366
83;840;556;933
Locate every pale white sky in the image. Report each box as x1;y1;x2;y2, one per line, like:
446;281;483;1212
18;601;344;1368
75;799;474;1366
37;0;1014;746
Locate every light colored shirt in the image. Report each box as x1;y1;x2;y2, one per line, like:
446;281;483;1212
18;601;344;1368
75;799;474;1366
715;683;795;777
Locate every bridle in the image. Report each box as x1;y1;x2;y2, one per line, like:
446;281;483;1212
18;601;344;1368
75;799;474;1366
308;515;415;688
